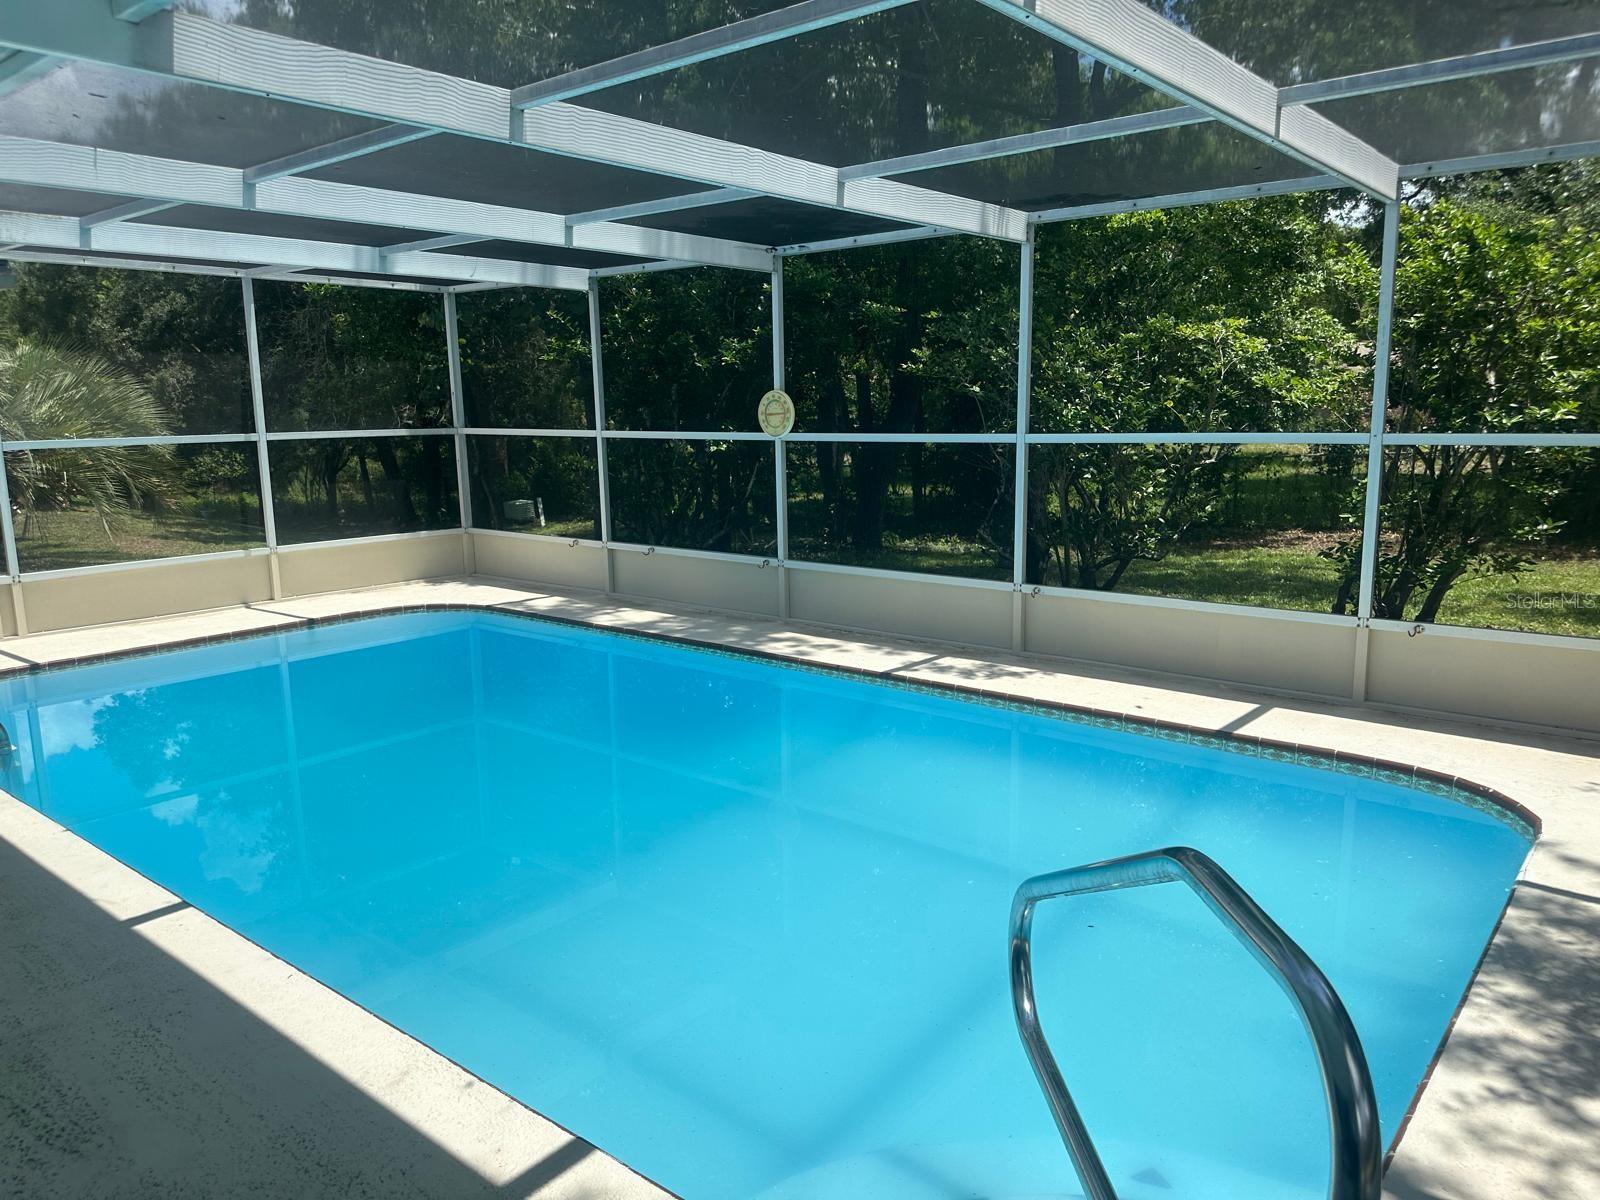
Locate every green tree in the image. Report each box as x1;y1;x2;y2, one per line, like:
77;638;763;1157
1329;191;1600;620
0;338;176;540
1028;196;1372;589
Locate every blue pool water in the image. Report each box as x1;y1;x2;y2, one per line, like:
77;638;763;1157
0;612;1530;1199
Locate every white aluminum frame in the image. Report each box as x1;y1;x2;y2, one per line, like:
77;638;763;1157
971;0;1399;199
443;291;475;561
2;0;1598;664
772;258;790;617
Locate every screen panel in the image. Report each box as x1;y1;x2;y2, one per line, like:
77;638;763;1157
436;240;652;270
1375;444;1600;637
902;122;1317;211
1312;64;1600;166
1389;177;1600;434
133;205;423;249
629;198;910;247
468;435;600;540
0;263;253;437
786;235;1021;434
1142;0;1600;84
268;436;460;543
787;441;1015;580
606;438;777;555
0;184;137;217
583;0;1175;167
253;281;449;431
305;136;705;215
598;268;770;431
5;443;265;572
456;288;593;429
197;0;806;89
0;60;386;169
1030;194;1376;435
1027;443;1365;613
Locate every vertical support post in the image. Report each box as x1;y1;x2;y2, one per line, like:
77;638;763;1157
588;277;615;594
0;427;28;635
771;258;790;620
1352;201;1400;702
443;292;475;576
241;276;283;601
1011;231;1036;652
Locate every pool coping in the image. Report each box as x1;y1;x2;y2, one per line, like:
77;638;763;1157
2;576;1596;1200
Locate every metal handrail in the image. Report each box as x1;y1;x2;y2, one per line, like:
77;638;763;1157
1009;846;1383;1200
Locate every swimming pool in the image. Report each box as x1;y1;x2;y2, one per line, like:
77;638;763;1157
0;610;1532;1199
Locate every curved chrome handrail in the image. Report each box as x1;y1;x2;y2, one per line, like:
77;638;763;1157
1010;846;1383;1200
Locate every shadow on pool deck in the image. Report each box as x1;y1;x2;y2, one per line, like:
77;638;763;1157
0;835;625;1200
1382;868;1600;1200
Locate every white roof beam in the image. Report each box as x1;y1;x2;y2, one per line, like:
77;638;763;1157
1281;32;1600;106
0;2;1026;242
823;30;1600;186
774;225;952;255
381;233;488;255
566;188;758;227
518;103;1027;239
974;0;1398;199
588;259;706;279
0;135;773;272
110;1;173;21
0;48;56;95
243;125;436;184
1400;137;1600;180
839;105;1208;180
510;0;916;108
1028;174;1343;224
79;198;179;229
0;209;592;290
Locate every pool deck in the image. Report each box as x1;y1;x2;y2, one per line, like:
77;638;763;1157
2;575;1596;1200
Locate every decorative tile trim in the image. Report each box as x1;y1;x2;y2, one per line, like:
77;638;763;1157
0;598;1542;839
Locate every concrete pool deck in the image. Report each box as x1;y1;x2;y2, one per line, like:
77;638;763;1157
1;575;1595;1199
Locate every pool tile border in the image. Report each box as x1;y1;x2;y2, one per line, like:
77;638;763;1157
0;598;1536;838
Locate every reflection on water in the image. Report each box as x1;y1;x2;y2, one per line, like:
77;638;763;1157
0;612;1533;1200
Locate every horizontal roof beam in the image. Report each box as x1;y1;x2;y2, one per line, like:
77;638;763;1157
0;209;592;289
1400;137;1600;180
805;30;1600;187
1027;174;1342;224
1281;32;1600;107
110;0;173;21
518;103;1028;239
380;233;487;255
511;0;916;108
79;198;179;229
0;48;56;95
839;105;1208;180
0;135;774;272
243;124;437;184
566;188;759;227
588;259;706;278
774;224;952;255
974;0;1398;199
0;2;1027;242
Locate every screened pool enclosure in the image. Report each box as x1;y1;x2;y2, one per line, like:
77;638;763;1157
0;0;1598;734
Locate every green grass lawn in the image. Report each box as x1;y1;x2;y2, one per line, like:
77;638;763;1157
787;531;1008;580
15;506;263;572
1118;540;1600;638
18;503;1600;639
487;514;596;540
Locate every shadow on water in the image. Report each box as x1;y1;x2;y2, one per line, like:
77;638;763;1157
0;835;626;1200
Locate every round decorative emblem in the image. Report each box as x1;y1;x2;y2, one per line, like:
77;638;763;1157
758;389;796;438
